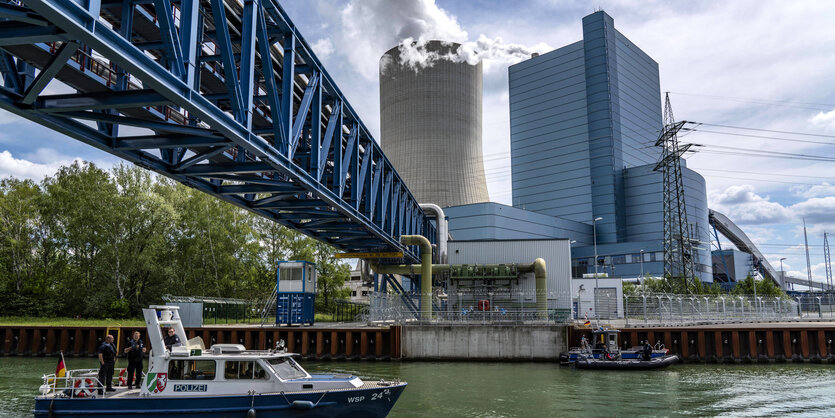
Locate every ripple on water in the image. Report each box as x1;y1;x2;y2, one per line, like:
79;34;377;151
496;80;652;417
4;358;835;417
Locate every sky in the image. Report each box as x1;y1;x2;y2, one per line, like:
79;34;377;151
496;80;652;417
1;0;834;286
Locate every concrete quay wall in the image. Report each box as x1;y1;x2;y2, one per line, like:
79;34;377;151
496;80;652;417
402;325;567;360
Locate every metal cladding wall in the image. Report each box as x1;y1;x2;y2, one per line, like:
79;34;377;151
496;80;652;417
380;41;489;208
444;202;593;244
622;163;712;282
712;249;755;283
448;239;572;310
509;11;662;244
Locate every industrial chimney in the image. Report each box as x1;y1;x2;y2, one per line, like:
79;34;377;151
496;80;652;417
379;40;489;208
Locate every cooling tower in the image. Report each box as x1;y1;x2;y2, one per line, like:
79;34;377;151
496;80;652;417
380;40;489;208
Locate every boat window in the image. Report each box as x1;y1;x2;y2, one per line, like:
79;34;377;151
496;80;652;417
224;361;268;380
168;360;216;381
267;357;307;380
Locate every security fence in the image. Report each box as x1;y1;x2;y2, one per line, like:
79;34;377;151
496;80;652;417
794;293;835;319
621;293;799;326
366;290;835;326
333;299;369;322
367;290;574;325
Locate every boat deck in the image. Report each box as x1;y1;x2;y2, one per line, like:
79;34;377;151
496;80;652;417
39;380;403;400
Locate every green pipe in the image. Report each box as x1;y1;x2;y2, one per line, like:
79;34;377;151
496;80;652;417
519;258;547;318
388;235;433;320
371;256;549;319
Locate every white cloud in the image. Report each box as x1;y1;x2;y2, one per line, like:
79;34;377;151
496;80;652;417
338;0;468;80
791;196;835;224
791;182;835;199
811;108;835;129
0;150;82;180
386;34;551;74
709;184;790;224
311;38;334;59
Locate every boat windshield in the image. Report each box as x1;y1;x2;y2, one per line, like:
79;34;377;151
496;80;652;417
267;357;307;380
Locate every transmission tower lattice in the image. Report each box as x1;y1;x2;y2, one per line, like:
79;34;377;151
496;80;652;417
825;231;832;291
653;93;695;291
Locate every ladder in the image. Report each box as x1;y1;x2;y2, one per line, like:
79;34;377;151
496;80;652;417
259;284;278;327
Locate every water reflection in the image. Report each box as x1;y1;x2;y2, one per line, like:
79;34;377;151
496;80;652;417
3;357;834;417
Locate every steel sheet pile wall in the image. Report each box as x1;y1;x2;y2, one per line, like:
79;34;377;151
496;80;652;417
0;326;400;360
569;325;835;363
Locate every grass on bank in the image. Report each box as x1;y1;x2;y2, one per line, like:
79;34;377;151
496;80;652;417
0;317;146;327
0;313;339;327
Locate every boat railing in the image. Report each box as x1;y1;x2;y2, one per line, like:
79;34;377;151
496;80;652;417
38;369;108;398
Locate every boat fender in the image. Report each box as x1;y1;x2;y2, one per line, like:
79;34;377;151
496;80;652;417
291;400;316;410
246;408;257;418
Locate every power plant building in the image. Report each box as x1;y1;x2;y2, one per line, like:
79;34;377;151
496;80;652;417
379;41;490;208
506;10;711;281
443;10;713;282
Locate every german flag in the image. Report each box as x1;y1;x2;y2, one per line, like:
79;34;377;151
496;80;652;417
583;320;591;326
55;352;66;378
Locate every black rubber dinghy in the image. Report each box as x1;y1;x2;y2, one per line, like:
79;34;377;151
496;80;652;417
574;355;679;370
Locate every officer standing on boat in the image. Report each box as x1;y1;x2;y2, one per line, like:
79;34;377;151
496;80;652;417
164;327;181;351
642;340;653;361
123;330;146;389
97;334;117;393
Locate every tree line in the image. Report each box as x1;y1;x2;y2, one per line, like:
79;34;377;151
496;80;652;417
623;274;785;297
0;161;350;318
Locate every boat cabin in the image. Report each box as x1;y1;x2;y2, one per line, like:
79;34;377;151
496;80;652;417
590;329;620;353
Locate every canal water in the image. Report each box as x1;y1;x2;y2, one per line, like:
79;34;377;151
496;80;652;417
2;357;834;417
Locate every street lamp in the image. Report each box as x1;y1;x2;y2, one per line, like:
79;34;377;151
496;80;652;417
593;216;603;323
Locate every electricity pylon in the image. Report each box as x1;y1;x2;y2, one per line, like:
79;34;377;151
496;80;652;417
654;93;695;292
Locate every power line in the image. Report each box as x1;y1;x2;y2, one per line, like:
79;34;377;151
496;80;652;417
686;128;835;146
669;92;835;111
687;122;835;139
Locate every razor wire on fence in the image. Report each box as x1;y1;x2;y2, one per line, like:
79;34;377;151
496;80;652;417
792;293;835;319
621;293;799;326
367;290;574;325
366;290;835;326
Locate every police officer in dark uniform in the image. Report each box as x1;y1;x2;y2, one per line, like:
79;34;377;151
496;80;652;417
642;339;653;361
123;330;146;389
97;334;117;394
164;327;181;351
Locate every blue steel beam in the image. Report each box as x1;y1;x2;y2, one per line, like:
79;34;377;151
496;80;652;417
20;41;79;104
2;0;433;261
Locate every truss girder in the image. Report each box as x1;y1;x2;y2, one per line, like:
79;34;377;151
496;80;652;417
0;0;434;262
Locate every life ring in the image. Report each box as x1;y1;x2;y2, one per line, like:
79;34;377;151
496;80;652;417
118;368;127;386
73;378;96;398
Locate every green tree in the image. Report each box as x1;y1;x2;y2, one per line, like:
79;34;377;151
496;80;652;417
313;242;351;313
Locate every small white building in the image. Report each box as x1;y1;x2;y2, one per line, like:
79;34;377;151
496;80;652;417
346;261;374;303
572;276;624;319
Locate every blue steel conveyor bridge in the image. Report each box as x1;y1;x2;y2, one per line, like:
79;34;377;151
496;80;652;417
0;0;434;263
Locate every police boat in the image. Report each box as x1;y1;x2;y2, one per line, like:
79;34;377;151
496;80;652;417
559;329;678;368
34;305;406;417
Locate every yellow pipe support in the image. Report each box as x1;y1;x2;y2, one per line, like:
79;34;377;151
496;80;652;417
518;258;548;318
402;235;433;320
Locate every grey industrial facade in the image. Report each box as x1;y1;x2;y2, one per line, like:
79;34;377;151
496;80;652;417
445;10;713;282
